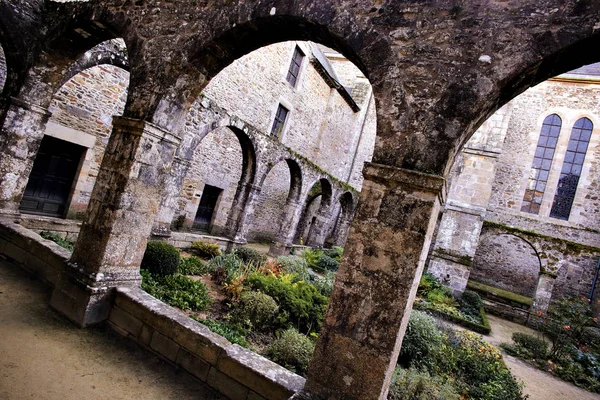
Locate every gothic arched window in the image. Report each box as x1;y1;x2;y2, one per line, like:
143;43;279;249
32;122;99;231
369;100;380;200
549;117;593;220
521;114;561;214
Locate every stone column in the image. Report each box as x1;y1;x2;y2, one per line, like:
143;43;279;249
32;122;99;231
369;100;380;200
50;116;180;327
530;273;556;320
305;211;332;248
331;207;355;247
151;157;191;236
0;97;51;218
269;199;303;256
427;146;500;295
299;163;445;400
225;183;261;248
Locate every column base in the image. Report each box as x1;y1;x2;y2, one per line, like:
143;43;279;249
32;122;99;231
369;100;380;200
0;208;22;223
50;263;141;327
151;224;172;238
268;241;292;257
226;239;247;252
427;254;471;296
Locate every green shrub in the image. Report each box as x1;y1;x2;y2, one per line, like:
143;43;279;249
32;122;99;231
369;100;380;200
268;328;315;376
233;246;267;267
192;317;249;348
208;253;256;285
230;290;279;332
323;246;343;261
512;332;549;359
246;273;328;334
460;290;483;318
39;231;75;252
278;255;314;281
302;248;323;270
399;311;448;372
316;254;339;272
141;269;211;311
312;271;335;297
191;240;221;259
178;256;207;276
426;286;456;307
141;241;180;277
388;367;460;400
417;272;442;297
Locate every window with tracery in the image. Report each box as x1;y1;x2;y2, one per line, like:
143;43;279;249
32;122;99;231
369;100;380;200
521;114;561;214
549;117;593;220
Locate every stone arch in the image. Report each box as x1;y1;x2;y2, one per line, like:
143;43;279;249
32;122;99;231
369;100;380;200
61;39;130;86
295;178;333;246
326;191;356;247
471;232;542;297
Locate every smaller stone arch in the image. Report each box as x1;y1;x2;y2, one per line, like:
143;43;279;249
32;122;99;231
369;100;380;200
326;191;356;247
471;232;542;297
295;178;334;247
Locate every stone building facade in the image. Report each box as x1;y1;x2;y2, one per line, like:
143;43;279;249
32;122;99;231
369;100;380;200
428;65;600;321
3;40;375;249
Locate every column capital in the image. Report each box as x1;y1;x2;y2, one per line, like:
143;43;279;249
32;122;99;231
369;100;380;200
363;162;447;204
112;116;182;145
10;97;51;118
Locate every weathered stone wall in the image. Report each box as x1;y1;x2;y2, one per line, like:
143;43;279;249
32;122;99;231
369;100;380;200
0;45;6;92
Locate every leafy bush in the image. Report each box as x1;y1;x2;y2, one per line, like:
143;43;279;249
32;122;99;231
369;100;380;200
258;259;283;276
302;248;323;270
141;241;180;277
230;290;279;332
312;271;335;297
40;231;75;252
268;328;315;376
191;240;221;259
277;256;314;281
459;290;484;318
178;256;207;276
398;311;447;372
233;246;267;266
192;317;249;348
207;253;248;285
388;367;460;400
317;254;339;272
323;246;343;261
417;272;442;297
426;286;456;307
141;269;211;311
512;332;549;359
246;273;328;334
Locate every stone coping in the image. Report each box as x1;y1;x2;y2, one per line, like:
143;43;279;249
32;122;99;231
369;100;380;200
110;287;305;400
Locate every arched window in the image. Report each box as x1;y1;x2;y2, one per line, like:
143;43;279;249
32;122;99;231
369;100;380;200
549;117;593;220
521;114;561;214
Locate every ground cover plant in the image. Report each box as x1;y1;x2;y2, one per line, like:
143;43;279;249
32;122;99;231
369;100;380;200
190;240;221;258
395;310;527;400
39;231;75;251
415;273;491;334
501;296;600;393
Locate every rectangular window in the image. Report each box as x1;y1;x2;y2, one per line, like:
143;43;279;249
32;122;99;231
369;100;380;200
286;46;305;87
270;104;289;138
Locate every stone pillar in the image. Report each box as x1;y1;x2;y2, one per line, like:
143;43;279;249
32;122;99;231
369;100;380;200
50;117;180;327
330;207;355;247
269;199;303;256
151;157;191;236
225;183;261;248
299;163;445;400
427;146;500;295
306;209;332;248
531;273;556;316
0;97;51;218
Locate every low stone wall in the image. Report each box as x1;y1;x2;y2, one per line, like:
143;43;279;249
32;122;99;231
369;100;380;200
19;214;82;241
109;287;305;400
0;221;70;286
155;231;232;251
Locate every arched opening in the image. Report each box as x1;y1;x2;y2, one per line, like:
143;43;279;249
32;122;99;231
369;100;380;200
18;41;130;220
295;178;333;246
325;191;355;247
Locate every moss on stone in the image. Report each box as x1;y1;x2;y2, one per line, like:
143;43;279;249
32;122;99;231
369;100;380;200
467;280;533;307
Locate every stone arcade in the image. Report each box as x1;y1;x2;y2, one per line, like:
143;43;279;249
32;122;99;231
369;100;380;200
2;1;600;400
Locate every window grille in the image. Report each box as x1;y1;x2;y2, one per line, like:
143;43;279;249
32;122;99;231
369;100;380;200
549;117;593;220
286;46;304;87
521;114;561;214
271;104;289;138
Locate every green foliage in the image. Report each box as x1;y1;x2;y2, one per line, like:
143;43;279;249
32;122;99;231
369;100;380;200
323;246;343;261
245;273;328;334
191;240;221;259
460;290;484;318
302;248;323;270
388;367;460;400
230;291;279;332
312;271;335;297
426;286;456;307
207;253;257;285
317;254;339;272
141;241;180;277
171;215;185;231
417;272;442;297
233;246;267;266
398;311;447;373
277;255;314;282
192;317;249;348
512;332;549;359
268;328;315;376
141;269;211;311
178;255;207;276
39;231;75;252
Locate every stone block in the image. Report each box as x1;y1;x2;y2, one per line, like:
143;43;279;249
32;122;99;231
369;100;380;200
217;344;305;400
207;367;249;400
150;331;180;362
109;306;143;337
176;348;211;382
139;323;153;346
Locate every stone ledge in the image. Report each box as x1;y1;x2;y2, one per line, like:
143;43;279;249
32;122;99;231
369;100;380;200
111;287;305;400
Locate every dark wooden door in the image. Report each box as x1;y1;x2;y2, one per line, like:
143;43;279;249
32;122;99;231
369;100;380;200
19;136;84;217
193;185;222;231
